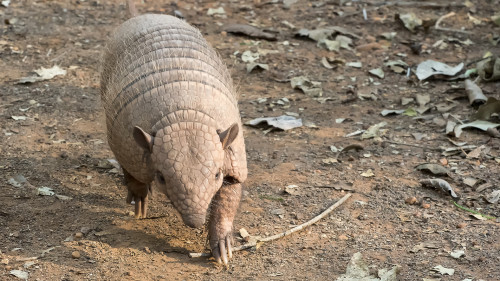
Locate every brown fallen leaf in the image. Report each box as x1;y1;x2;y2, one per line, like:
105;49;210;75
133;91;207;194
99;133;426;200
472;97;500;121
465;79;487;106
410;242;439;253
477;55;500;81
223;24;277;41
466;145;485;159
416;163;450;176
356;42;384;52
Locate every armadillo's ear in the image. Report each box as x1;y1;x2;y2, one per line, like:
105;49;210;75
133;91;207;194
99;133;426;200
133;126;154;152
218;123;239;150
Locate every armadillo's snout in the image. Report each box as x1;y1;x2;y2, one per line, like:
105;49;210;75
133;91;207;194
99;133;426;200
182;213;206;228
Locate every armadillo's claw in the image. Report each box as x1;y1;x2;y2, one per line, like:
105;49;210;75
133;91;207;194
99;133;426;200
212;238;232;265
226;236;232;259
210;234;233;266
123;170;151;219
126;189;149;219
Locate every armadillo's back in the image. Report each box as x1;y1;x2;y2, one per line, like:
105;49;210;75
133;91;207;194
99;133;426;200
100;14;245;183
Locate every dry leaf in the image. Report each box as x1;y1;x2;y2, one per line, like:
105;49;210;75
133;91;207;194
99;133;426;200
415;60;463;80
485;190;500;204
224;24;277;41
420;178;458;198
472;97;500;121
245;115;302;131
454;120;500;137
477;55;500;81
361;122;387;139
290;76;322;96
361;169;375;177
465;79;487;106
432;265;455;276
397;13;422;32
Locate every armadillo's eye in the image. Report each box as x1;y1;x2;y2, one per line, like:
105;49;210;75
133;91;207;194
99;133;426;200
215;170;222;180
157;172;166;185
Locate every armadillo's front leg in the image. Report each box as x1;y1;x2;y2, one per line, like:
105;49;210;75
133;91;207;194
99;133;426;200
209;182;242;265
123;169;151;219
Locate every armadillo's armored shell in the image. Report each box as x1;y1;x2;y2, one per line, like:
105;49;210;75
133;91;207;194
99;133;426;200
100;14;247;187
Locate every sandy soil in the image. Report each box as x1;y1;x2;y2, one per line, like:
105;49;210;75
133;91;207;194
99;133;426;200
1;0;499;280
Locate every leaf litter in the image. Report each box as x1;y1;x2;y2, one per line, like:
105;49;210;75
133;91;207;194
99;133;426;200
246;63;269;73
453;120;500;138
420;178;459;199
290;76;322;96
477;55;500;81
17;65;67;84
464;79;487;106
471;97;500;121
245;115;302;131
431;265;455;276
416;164;450;176
485;190;500;204
295;26;360;42
335;252;399;281
361;122;387;139
415;60;464;80
396;13;422;32
224;24;277;41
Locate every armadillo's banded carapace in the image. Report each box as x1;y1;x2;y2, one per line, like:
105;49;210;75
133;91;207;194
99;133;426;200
100;14;246;184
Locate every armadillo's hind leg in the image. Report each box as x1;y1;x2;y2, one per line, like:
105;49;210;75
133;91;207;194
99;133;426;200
123;169;150;219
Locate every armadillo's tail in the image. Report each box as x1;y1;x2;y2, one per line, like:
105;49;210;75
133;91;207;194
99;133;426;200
127;0;138;18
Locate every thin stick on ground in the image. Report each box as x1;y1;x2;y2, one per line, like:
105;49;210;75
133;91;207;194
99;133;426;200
189;193;352;258
383;140;441;151
435;12;471;34
339;2;464;18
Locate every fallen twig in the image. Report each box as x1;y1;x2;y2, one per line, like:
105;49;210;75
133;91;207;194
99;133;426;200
449;114;465;125
384;140;441;151
367;1;464;8
435;12;471;34
340;1;464;17
189;193;352;258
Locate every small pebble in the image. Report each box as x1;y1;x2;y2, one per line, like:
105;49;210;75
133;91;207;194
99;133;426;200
421;203;431;209
71;251;81;259
293;213;304;220
1;258;9;265
457;222;467;229
439;158;448;165
365;35;376;43
338;235;348;240
80;227;91;235
405;197;417;205
239;228;250;242
144;247;151;254
271;209;285;215
74;232;83;239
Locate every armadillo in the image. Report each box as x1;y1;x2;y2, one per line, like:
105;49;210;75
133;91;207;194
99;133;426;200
100;11;247;264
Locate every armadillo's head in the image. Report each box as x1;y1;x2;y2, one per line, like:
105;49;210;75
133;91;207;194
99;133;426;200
133;122;239;228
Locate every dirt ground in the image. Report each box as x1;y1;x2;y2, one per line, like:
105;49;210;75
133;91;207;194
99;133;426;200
1;0;500;280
